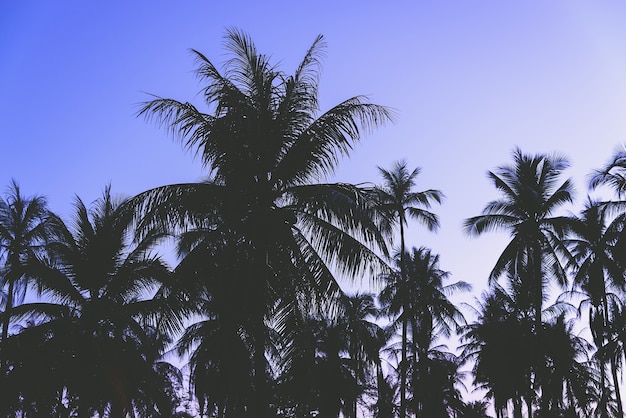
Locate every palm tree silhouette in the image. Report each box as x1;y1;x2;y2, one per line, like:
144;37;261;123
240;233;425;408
463;147;574;332
339;293;383;418
461;285;536;418
135;28;392;416
565;198;626;417
273;293;381;418
408;345;465;417
589;146;626;198
380;247;468;417
0;180;54;372
372;161;443;417
176;293;254;417
534;314;596;417
458;400;491;418
3;187;174;416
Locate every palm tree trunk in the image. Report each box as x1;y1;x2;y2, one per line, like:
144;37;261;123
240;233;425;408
530;245;541;418
512;396;522;418
601;293;624;417
525;393;533;418
252;296;269;418
592;306;610;416
1;279;14;372
610;356;623;417
252;246;270;418
399;219;407;418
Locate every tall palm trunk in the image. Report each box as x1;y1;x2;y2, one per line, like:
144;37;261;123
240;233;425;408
593;303;611;417
252;248;269;418
252;323;268;418
398;219;408;418
529;244;541;418
526;393;533;418
512;395;522;418
1;279;14;371
602;294;624;417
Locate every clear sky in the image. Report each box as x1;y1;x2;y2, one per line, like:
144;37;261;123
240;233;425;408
2;1;626;318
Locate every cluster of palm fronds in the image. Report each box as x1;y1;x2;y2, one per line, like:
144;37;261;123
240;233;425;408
461;147;626;418
2;28;626;418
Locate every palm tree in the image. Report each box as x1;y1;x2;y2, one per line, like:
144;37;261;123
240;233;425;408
372;352;397;418
463;147;574;333
135;29;392;416
176;295;254;417
403;248;468;418
600;300;626;418
408;345;466;417
372;161;443;417
565;198;626;417
2;187;175;416
461;286;536;418
380;247;468;417
458;400;491;418
339;293;383;417
535;314;596;417
0;180;54;371
273;293;382;418
589;146;626;198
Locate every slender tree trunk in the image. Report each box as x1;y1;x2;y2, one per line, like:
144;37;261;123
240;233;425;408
592;307;610;417
252;313;268;418
399;219;407;418
251;246;270;418
1;279;14;372
526;394;533;418
253;300;270;418
601;292;624;417
512;396;522;418
530;245;541;418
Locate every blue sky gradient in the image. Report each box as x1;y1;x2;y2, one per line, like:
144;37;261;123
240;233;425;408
2;1;626;311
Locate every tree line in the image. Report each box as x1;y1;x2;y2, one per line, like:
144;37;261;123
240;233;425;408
1;28;626;418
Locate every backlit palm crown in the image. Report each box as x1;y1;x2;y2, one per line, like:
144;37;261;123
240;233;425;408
463;148;574;287
136;28;393;305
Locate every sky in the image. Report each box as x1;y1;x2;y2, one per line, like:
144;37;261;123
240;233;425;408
2;0;626;348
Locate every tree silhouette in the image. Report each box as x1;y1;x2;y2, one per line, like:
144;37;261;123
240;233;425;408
0;180;54;372
273;293;381;418
463;148;574;332
135;28;392;416
564;198;626;417
372;161;443;417
1;187;175;416
461;286;536;418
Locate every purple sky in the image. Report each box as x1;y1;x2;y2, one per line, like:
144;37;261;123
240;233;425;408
2;1;626;329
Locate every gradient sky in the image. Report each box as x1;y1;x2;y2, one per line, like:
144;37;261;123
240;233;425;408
2;1;626;324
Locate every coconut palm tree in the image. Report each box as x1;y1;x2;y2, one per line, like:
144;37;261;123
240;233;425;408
565;198;626;417
408;345;465;417
339;293;383;417
534;314;596;417
463;147;574;332
458;400;491;418
406;248;468;417
135;29;392;416
1;187;175;416
461;285;536;418
380;247;468;417
0;180;54;371
599;300;626;418
176;294;254;418
589;146;626;198
403;248;468;418
372;354;396;418
372;161;443;417
402;247;469;359
272;293;382;418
